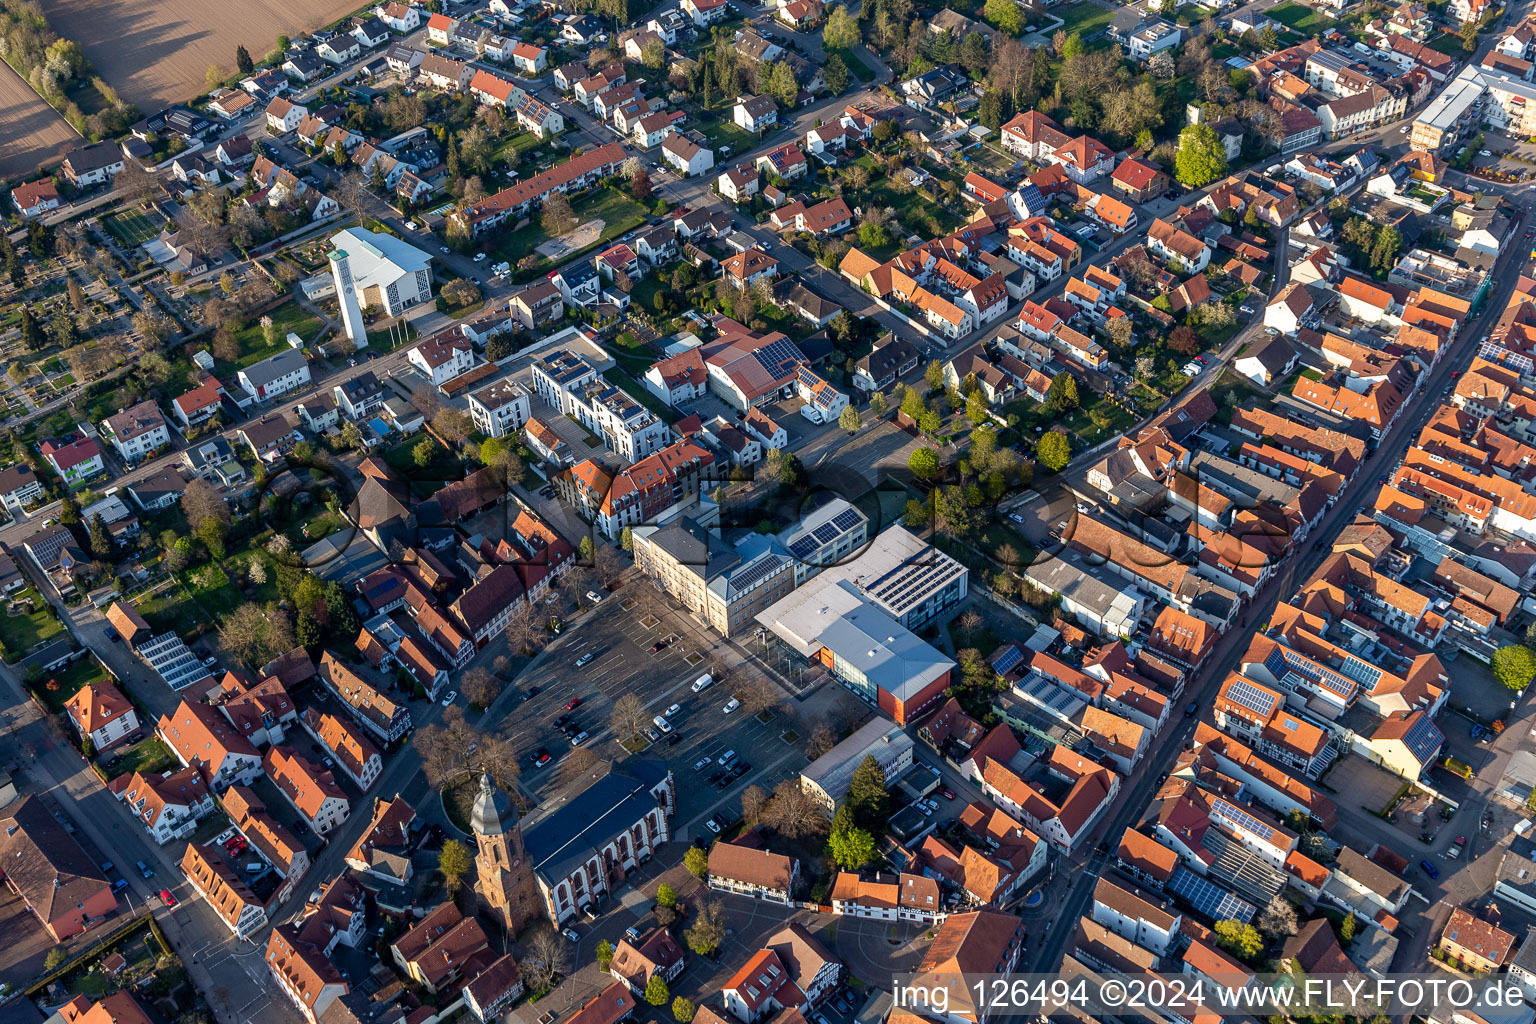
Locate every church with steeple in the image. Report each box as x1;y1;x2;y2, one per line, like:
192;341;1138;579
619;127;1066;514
471;772;540;934
471;760;674;931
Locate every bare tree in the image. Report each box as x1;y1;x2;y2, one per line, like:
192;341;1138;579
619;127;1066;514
736;676;780;716
563;746;600;783
593;544;624;588
334;171;371;223
504;602;542;655
805;723;836;760
522;927;570;993
181;478;231;530
1257;895;1299;939
762;779;830;839
412;706;523;793
741;784;768;824
115;161;160;207
461;667;502;707
219;603;298;667
610;693;648;741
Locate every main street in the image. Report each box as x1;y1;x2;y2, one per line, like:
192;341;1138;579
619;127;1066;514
1023;179;1536;974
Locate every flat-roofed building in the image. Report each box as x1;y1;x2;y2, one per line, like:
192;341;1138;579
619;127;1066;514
801;719;914;812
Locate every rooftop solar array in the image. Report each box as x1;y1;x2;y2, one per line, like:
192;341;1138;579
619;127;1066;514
787;536;819;559
1402;714;1444;763
991;645;1025;675
831;508;863;532
757;338;807;377
727;553;786;597
865;548;966;616
1168;867;1257;923
812;522;841;545
1210;797;1276;842
1222;678;1278;718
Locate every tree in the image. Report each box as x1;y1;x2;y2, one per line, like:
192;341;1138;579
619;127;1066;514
540;193;577;236
685;899;727;955
1257;895;1298;938
838;406;861;433
869;391;888;418
462;667;503;707
1175;123;1228;188
1045;372;1079;414
823;4;860;49
235;44;254;73
438;839;472;893
824;53;850;94
924;360;944;391
523;927;570;993
611;693;649;740
846;754;890;831
763;779;831;838
1168;325;1201;355
413;706;522;792
619;527;634;554
657;882;678;908
1038;430;1071;472
1339;913;1357;942
768;61;798;108
685;845;710;879
219;603;298;667
19;308;42;351
182;479;232;532
674;998;696;1022
413;437;440;467
1135;355;1156;381
85;513;112;559
742;784;769;824
59;497;81;528
909;447;940;481
934;485;977;538
828;825;877;869
1494;645;1536;691
45;947;68;971
631;168;654;201
645;976;670;1007
977;90;1004;131
1460;18;1479;50
1214;919;1264;960
596;940;615;972
806;723;836;760
983;0;1025;36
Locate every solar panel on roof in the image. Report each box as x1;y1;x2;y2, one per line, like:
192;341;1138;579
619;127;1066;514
830;508;863;533
730;554;784;595
1168;867;1256;923
1211;798;1276;841
787;536;818;559
1403;715;1443;761
991;645;1024;675
812;522;841;545
1223;678;1278;718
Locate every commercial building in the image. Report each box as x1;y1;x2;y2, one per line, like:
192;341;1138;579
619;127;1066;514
800;719;915;812
631;518;796;638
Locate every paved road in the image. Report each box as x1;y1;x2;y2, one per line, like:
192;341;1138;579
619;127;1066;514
1026;186;1536;974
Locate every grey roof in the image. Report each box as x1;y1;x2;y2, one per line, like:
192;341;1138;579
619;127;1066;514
240;349;309;389
815;599;954;701
1242;333;1298;375
524;759;670;884
801;718;913;802
641;517;740;581
1024;551;1144;617
471;771;516;836
857;336;920;384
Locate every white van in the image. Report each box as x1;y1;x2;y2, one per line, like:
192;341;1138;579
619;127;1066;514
691;673;713;692
653;715;672;734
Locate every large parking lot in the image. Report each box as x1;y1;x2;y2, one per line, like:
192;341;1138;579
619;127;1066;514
492;592;827;837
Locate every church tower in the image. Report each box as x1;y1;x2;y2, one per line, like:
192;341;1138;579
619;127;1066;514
471;772;540;934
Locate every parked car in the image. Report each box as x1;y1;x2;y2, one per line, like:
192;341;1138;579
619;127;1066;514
706;818;722;834
569;730;589;746
665;704;681;717
136;860;153;879
1420;859;1440;879
441;691;457;707
694;756;712;772
565;697;583;710
531;748;552;768
575;653;594;667
563;928;580;942
159;889;176;906
586;590;604;602
649;639;671;653
722;698;740;714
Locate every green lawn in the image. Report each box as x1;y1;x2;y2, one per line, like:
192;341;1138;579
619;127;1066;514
828;46;874;83
1056;1;1116;36
102;208;163;247
230;301;323;369
0;588;64;662
1267;1;1336;33
1429;32;1469;54
107;736;177;779
37;655;110;713
180;564;245;618
488;188;650;279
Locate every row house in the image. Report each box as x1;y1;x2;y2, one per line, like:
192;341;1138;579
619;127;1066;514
181;844;267;941
318;652;412;744
265;745;350;835
449;143;626;237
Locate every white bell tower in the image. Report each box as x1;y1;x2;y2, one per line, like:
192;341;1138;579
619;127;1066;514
328;246;369;348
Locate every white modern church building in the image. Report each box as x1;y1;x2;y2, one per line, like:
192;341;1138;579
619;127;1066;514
328;227;434;343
